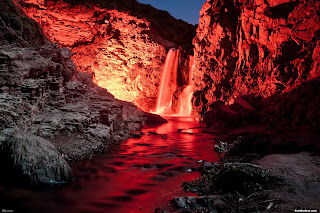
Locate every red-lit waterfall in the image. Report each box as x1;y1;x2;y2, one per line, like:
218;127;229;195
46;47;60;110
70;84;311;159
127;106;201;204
155;49;194;116
177;55;194;116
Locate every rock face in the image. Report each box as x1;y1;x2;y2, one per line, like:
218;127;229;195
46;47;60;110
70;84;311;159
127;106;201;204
203;78;320;132
0;133;74;185
14;0;195;111
193;0;320;118
0;0;146;165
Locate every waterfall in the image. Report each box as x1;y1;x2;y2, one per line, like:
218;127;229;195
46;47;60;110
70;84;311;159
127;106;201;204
177;55;194;116
155;49;194;116
155;49;179;114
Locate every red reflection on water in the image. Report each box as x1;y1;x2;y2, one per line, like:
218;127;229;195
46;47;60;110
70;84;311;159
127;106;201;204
0;117;220;213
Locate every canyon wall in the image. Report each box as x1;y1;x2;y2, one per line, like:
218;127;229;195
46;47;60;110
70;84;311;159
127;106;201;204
193;0;320;118
14;0;195;111
0;0;146;171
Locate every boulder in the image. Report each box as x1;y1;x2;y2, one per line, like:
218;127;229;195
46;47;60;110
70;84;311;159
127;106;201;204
0;133;74;185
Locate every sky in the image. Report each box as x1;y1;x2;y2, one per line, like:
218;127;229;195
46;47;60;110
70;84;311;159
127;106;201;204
136;0;207;25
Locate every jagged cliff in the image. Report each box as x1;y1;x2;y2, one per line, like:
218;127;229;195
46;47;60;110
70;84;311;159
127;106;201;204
14;0;196;111
0;0;149;184
192;0;320;118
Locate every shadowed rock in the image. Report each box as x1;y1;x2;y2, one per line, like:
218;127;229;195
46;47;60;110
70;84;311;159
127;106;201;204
182;162;269;196
0;133;74;185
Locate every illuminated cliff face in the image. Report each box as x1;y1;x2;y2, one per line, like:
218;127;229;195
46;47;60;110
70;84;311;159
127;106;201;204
15;0;177;111
193;0;320;117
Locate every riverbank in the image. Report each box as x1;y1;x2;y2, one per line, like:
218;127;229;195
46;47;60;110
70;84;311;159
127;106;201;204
158;127;320;212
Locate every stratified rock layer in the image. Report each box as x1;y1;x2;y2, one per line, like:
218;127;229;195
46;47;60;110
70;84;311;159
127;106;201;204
0;0;146;164
14;0;195;111
193;0;320;118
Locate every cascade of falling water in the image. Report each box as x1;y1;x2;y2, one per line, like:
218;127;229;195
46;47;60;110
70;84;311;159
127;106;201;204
177;55;194;116
155;48;194;116
155;48;179;114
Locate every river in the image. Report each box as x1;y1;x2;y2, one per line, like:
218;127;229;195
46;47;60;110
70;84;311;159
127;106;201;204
0;116;220;213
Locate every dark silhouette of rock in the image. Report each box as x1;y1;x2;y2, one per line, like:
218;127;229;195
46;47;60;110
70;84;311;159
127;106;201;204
203;78;320;132
143;112;168;125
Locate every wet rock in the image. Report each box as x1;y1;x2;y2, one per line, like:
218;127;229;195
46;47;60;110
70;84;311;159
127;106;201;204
0;133;74;185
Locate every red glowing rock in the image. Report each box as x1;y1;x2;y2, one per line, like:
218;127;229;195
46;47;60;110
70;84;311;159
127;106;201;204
14;0;184;111
192;0;320;118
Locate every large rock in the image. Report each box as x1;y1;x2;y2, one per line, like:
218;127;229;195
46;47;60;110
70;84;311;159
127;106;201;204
0;133;74;185
193;0;320;118
182;162;269;196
